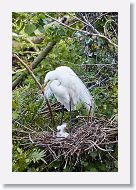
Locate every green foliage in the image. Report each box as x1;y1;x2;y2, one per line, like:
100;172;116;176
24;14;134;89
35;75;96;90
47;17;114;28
12;146;46;172
12;12;118;172
24;24;36;36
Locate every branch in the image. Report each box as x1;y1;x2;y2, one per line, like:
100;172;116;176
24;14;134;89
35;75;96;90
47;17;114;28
13;54;55;126
13;33;39;52
32;42;56;69
93;13;109;24
12;68;26;75
12;73;26;90
104;19;118;39
12;41;56;90
74;13;100;34
91;33;118;48
44;13;118;48
88;77;112;90
26;38;39;52
44;13;90;35
13;54;42;90
67;13;99;34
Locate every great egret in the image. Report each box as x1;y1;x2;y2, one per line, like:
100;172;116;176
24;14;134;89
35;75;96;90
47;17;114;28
44;66;93;130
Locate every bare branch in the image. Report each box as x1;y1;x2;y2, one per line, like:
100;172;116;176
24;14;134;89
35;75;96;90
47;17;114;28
12;42;56;90
44;13;118;48
13;54;55;126
67;13;100;34
44;13;90;35
13;54;43;90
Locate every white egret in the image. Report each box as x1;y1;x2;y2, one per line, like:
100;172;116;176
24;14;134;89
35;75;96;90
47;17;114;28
44;66;93;130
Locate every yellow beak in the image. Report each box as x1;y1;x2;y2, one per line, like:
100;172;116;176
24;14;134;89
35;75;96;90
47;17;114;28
38;80;50;95
42;80;50;92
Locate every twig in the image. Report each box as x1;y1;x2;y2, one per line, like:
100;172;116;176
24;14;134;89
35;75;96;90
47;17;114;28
88;77;111;90
29;133;34;143
93;33;118;48
13;116;118;166
104;19;118;39
44;13;118;48
12;42;56;90
108;151;117;161
32;42;56;69
13;54;55;126
69;21;79;27
13;54;43;90
86;140;113;152
67;13;99;34
93;13;109;24
12;68;26;75
44;13;90;34
26;38;39;52
13;32;44;45
78;13;100;34
14;121;36;132
12;129;33;134
48;145;57;159
13;33;39;52
78;63;117;66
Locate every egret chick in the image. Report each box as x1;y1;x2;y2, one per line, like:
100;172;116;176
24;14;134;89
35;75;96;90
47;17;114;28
57;123;69;138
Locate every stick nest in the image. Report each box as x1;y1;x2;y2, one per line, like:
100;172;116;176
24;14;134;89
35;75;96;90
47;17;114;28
13;116;118;165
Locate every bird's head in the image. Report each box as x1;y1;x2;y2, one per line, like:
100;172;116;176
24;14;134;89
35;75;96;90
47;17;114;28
43;70;56;91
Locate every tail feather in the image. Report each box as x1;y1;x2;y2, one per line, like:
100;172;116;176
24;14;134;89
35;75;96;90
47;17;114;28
78;79;94;113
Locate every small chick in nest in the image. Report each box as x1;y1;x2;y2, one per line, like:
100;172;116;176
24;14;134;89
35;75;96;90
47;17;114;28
57;123;69;138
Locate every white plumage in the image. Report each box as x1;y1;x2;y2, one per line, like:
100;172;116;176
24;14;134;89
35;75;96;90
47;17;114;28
57;123;69;138
44;66;93;112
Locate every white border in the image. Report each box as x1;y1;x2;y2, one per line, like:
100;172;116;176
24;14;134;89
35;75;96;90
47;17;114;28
0;0;130;184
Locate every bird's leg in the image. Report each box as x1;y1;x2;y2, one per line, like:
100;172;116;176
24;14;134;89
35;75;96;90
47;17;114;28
87;105;92;124
69;100;72;134
60;105;65;125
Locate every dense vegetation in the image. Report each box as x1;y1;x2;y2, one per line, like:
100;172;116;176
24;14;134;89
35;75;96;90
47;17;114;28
12;12;118;172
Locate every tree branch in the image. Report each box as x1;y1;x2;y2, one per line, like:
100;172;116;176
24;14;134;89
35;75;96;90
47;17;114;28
13;54;42;90
32;42;56;69
13;54;55;126
72;13;100;34
44;13;90;35
44;13;118;48
12;41;56;90
12;73;26;90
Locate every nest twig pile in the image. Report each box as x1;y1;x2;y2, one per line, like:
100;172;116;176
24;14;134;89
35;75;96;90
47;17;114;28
13;116;118;165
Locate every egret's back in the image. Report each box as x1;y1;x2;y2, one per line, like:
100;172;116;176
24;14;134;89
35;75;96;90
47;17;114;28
53;66;93;111
55;66;77;76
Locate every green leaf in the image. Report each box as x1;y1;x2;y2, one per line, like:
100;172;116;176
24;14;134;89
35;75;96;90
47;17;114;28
24;24;36;35
12;100;16;110
63;166;73;172
89;167;98;172
12;111;19;120
114;160;118;168
98;163;106;171
37;25;44;33
28;149;46;163
89;152;98;159
17;147;22;154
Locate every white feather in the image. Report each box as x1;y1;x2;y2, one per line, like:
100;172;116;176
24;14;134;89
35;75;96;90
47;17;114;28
57;123;69;138
44;66;93;111
44;82;53;99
